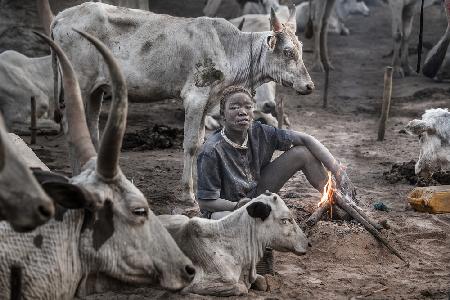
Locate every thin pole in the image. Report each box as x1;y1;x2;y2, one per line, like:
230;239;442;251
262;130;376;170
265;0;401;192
377;67;393;141
30;96;37;145
277;96;284;129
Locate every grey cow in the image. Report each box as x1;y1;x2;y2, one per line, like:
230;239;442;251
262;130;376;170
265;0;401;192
50;2;314;203
0;113;54;232
0;32;195;299
406;108;450;178
158;192;309;296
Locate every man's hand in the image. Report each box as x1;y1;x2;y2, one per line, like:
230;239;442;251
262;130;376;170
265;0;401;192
234;197;252;210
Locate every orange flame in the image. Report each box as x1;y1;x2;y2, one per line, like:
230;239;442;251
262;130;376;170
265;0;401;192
318;171;334;208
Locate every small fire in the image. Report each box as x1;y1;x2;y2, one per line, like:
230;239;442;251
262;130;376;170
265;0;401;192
318;171;334;208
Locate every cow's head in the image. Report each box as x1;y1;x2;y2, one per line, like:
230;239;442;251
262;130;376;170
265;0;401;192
262;6;314;95
337;0;370;17
405;108;450;178
0;116;54;232
36;31;195;291
246;192;309;256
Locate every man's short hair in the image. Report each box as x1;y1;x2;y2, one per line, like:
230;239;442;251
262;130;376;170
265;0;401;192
219;86;253;116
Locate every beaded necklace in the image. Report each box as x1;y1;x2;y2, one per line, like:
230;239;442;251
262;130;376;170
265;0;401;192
221;127;248;150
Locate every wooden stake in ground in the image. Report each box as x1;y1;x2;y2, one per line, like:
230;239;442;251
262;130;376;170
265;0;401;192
30;96;37;145
277;96;284;129
377;66;393;141
323;66;330;108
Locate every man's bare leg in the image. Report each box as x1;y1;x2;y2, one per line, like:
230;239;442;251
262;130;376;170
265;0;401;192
256;145;328;195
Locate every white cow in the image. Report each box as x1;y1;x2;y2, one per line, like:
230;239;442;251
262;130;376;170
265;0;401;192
242;0;283;15
95;0;149;10
158;192;309;296
0;113;54;232
50;3;314;202
0;52;55;128
296;0;370;36
405;108;450;178
0;32;195;299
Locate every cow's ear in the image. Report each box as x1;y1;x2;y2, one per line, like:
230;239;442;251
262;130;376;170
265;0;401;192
41;181;99;210
0;133;5;172
405;120;435;135
267;35;277;50
32;169;69;184
237;17;245;31
247;201;272;221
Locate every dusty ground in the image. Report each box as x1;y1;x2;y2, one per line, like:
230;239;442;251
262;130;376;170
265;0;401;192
21;2;450;299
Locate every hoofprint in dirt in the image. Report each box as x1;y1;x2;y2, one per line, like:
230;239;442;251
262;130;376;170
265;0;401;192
24;3;450;300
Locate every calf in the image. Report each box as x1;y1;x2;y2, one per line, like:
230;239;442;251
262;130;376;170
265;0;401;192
0;113;54;232
158;192;309;296
405;108;450;178
51;3;314;202
0;32;195;299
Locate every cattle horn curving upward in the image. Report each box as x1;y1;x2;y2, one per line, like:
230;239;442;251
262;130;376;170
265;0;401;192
73;29;128;180
33;31;96;167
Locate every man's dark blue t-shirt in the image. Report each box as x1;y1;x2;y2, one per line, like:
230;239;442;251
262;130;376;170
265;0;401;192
197;121;293;202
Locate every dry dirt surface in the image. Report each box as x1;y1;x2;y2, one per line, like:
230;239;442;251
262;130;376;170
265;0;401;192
21;2;450;300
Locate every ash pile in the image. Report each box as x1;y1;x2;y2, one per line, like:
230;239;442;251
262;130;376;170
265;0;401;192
383;160;450;186
122;125;183;151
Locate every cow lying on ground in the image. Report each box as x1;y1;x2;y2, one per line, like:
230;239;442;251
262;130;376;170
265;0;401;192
0;52;55;128
405;108;450;178
51;3;314;202
0;113;54;232
0;32;195;299
296;0;370;36
158;192;309;296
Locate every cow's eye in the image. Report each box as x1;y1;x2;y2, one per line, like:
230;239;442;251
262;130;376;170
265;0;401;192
132;207;148;217
281;218;289;225
283;48;295;59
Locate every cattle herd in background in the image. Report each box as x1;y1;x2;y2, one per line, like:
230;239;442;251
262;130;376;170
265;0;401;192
0;0;449;298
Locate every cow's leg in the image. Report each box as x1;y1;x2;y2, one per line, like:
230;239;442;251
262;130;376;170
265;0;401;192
85;87;104;150
181;90;208;203
390;2;405;78
311;0;325;72
400;3;417;76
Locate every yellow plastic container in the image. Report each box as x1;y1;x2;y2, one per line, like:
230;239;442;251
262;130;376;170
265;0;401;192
408;185;450;214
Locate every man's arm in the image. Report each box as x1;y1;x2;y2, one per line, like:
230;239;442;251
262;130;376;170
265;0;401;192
289;131;341;175
197;198;236;212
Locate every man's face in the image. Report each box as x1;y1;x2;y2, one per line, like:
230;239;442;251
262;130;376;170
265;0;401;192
223;93;254;132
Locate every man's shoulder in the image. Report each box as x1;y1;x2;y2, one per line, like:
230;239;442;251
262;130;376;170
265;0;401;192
200;129;225;156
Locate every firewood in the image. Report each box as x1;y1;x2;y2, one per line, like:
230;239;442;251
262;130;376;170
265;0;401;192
306;201;331;227
334;192;408;264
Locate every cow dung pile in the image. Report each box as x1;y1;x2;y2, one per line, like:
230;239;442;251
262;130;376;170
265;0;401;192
122;125;183;151
383;161;450;186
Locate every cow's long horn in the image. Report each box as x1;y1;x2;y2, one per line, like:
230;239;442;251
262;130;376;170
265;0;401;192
74;29;127;180
36;0;54;36
270;8;283;32
34;32;96;166
287;4;297;28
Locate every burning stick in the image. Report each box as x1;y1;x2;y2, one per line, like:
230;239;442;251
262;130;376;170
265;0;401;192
306;172;408;264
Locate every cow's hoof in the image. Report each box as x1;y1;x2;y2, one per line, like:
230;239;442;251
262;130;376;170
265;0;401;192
251;275;268;291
